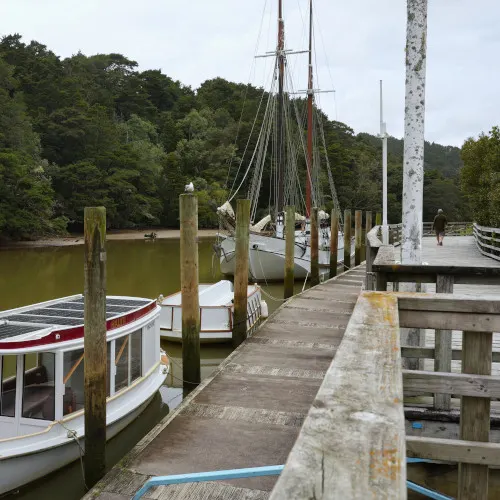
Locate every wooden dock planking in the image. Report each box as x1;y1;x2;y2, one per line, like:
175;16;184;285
84;265;365;500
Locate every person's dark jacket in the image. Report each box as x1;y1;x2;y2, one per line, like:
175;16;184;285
433;213;447;233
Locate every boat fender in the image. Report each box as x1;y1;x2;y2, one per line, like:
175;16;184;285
260;300;269;318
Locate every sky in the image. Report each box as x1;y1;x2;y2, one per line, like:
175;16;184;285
2;0;499;146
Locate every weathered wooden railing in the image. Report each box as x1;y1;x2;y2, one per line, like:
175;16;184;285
474;222;500;262
270;291;500;500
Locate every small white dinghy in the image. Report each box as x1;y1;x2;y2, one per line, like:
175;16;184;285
158;280;266;343
0;294;169;496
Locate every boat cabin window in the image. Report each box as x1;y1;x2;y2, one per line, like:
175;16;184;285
131;329;142;382
1;355;17;417
22;353;55;421
115;336;129;392
63;349;84;416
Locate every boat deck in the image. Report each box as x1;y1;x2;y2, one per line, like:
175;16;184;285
84;265;365;499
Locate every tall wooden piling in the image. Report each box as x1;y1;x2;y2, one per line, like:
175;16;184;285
233;199;251;347
376;212;382;227
180;194;201;389
284;205;295;299
329;209;339;279
365;211;372;236
84;207;107;488
343;210;351;270
310;207;319;286
458;331;492;500
354;210;362;266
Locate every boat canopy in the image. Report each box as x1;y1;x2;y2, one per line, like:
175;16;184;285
250;214;272;232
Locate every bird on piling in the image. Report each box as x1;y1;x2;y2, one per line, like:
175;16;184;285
185;182;194;192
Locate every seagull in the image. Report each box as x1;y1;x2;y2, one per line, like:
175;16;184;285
185;182;194;192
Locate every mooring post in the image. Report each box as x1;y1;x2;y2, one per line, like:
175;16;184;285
343;210;351;270
329;209;339;279
458;330;492;500
180;194;201;390
354;210;362;266
376;212;382;227
310;207;319;286
284;205;295;299
365;211;372;239
84;206;107;488
233;199;251;348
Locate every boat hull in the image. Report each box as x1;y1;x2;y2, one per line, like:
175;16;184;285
218;233;349;281
0;365;167;495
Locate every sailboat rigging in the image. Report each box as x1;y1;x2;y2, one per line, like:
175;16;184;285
216;0;351;282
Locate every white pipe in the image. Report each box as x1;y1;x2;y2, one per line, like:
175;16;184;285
402;0;427;264
380;80;389;244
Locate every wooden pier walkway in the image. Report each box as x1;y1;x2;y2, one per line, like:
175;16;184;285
85;265;365;500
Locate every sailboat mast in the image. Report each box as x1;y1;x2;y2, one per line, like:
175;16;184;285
277;0;285;213
306;0;313;218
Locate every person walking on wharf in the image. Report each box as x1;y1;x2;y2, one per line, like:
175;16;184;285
432;209;447;246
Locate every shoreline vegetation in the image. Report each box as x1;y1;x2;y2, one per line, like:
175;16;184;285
0;228;220;250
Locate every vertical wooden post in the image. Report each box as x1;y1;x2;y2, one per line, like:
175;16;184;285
376;212;382;227
354;210;362;266
458;331;492;500
233;199;251;348
180;194;201;389
434;275;454;410
310;206;319;286
343;210;351;270
284;205;295;299
84;207;107;488
329;209;339;279
365;211;372;238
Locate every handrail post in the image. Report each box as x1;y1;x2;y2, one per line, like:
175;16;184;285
434;275;454;410
458;330;492;499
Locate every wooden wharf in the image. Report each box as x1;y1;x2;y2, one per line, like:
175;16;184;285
85;228;500;500
84;264;366;499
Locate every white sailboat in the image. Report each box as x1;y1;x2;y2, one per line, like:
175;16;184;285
157;280;265;343
215;0;349;282
0;294;169;495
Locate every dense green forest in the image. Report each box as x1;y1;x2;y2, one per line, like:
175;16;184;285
0;34;471;241
461;126;500;227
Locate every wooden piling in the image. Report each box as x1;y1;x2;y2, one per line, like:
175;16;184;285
354;210;362;266
233;199;251;348
458;331;492;500
343;210;351;270
310;207;319;286
365;211;372;236
284;206;295;299
434;275;454;410
376;212;382;226
180;194;201;389
84;206;107;488
329;209;339;279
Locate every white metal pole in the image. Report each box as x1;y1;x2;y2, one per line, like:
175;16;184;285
380;80;389;244
402;0;427;265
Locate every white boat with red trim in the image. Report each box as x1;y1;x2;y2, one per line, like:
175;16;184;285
158;280;266;343
0;294;169;496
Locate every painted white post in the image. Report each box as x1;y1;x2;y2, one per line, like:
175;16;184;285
380;80;389;244
402;0;427;264
401;0;428;371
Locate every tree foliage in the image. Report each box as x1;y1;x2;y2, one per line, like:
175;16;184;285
0;33;471;240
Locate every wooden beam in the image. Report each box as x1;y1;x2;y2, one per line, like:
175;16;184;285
459;331;492;500
398;295;500;314
434;274;454;410
407;436;500;467
83;206;107;488
269;292;406;500
403;370;500;398
401;346;500;363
